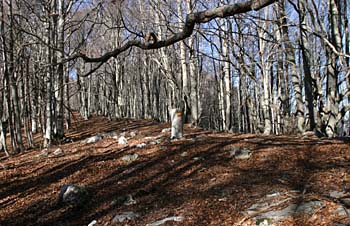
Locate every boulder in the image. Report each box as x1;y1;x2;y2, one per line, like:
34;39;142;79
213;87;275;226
103;131;118;139
161;128;171;133
83;135;102;144
181;152;188;157
88;220;97;226
330;190;347;199
62;136;73;143
130;131;137;138
229;147;252;159
146;216;184;226
136;143;146;148
112;211;139;223
121;153;138;162
334;206;349;216
149;139;162;145
295;201;324;215
57;184;89;206
38;149;49;157
118;136;128;145
53;148;64;156
123;194;136;205
342;198;350;207
255;204;297;220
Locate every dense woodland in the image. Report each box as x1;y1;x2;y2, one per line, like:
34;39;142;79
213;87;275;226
0;0;349;155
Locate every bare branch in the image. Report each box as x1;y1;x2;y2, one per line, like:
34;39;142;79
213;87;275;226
70;0;277;64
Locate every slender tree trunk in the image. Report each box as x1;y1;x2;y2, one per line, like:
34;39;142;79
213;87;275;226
177;0;190;121
0;0;8;155
325;0;342;137
222;20;232;132
258;12;272;134
65;64;71;130
278;0;304;133
299;0;316;132
186;0;199;126
44;7;53;147
32;63;39;133
55;0;65;139
9;0;24;151
24;58;34;148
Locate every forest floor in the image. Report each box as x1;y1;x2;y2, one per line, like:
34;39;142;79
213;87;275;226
0;114;350;226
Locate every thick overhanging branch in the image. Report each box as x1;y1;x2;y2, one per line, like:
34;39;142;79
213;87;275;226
71;0;277;64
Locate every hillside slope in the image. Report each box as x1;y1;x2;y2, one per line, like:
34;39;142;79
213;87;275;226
0;115;349;226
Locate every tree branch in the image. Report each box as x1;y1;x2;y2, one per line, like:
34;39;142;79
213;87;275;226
70;0;277;64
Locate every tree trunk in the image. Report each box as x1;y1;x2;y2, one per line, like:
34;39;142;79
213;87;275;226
325;0;342;137
44;7;53;147
298;0;316;132
55;0;65;139
258;11;272;134
222;20;232;132
177;0;190;122
278;0;304;133
9;0;24;151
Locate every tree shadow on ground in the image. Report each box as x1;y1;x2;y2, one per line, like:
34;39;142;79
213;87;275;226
1;120;349;226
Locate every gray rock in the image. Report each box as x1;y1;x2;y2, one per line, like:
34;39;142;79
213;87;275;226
334;206;349;216
247;202;271;215
330;190;347;199
118;136;128;145
258;204;297;219
57;184;89;206
84;135;102;144
218;197;227;202
123;194;136;205
161;128;171;133
110;194;137;207
146;216;184;226
119;132;126;137
88;220;97;226
295;201;324;215
236;149;252;159
130;131;137;138
229;147;252;159
103;131;118;138
193;156;204;161
112;211;139;222
342;198;350;206
53;148;63;156
38;149;49;157
63;136;73;143
154;139;162;144
181;152;188;157
136;143;146;148
121;153;138;162
250;203;296;225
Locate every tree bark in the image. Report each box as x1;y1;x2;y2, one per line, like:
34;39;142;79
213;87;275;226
55;0;65;139
298;0;316;132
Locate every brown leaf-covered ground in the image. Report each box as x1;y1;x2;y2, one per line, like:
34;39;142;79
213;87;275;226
0;114;350;226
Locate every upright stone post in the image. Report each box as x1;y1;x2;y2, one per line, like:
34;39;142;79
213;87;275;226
170;108;183;139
